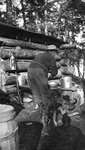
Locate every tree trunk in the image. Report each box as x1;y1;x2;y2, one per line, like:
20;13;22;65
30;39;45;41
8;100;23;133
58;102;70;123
21;0;27;30
35;12;41;33
80;81;85;112
82;81;85;102
44;0;48;35
6;0;16;25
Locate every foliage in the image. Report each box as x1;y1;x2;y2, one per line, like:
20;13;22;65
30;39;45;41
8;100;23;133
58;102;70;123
0;0;84;37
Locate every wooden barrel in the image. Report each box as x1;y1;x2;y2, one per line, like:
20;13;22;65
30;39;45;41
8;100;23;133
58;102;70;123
0;104;18;150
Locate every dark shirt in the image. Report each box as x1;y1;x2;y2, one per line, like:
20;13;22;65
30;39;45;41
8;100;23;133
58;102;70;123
38;125;85;150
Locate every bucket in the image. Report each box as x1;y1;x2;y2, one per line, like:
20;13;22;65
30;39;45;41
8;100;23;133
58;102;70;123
0;104;18;150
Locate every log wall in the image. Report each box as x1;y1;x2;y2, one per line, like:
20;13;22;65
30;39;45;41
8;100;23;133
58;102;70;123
0;23;66;103
0;42;64;95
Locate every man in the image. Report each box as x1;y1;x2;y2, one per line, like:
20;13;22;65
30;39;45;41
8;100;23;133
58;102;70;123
28;52;58;132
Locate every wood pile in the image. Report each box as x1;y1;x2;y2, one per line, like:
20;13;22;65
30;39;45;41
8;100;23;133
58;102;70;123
0;35;80;123
0;23;80;123
0;31;76;105
0;37;67;104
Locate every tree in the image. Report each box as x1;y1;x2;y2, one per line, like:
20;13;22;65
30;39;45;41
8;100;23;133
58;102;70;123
6;0;16;25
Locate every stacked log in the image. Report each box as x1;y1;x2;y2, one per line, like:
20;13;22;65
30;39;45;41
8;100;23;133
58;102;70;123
0;47;65;73
0;37;58;50
0;37;79;114
0;46;44;59
0;45;64;73
0;37;69;98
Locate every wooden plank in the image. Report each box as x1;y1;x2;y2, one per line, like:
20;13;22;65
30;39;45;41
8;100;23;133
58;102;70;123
0;37;59;51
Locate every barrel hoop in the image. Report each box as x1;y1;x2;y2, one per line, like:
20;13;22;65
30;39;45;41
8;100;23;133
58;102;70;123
0;127;18;142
